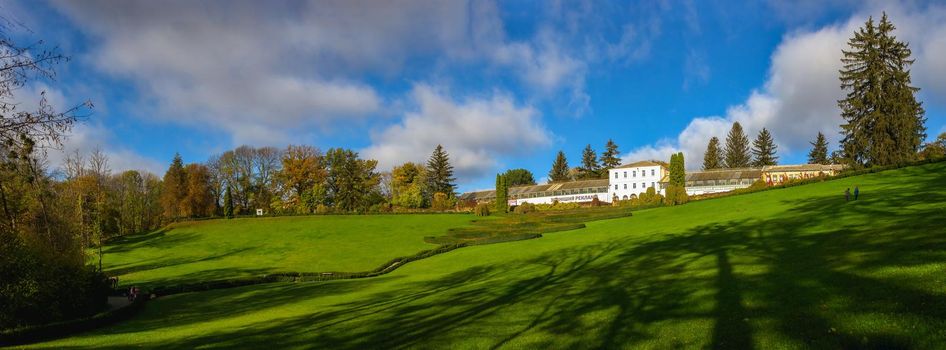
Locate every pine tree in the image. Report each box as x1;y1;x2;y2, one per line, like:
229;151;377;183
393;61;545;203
839;13;925;167
600;139;621;171
160;153;187;219
580;144;600;179
223;186;234;219
751;128;779;167
724;122;751;168
548;150;569;182
702;137;723;170
426;145;456;196
494;174;508;213
808;132;830;165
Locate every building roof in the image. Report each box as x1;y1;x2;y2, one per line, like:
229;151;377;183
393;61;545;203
457;190;496;201
612;160;666;169
761;164;845;172
685;168;763;182
458;178;610;200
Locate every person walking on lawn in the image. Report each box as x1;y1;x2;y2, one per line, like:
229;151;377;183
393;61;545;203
845;188;850;202
854;186;859;200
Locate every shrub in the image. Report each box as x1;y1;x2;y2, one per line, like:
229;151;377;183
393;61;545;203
474;203;491;216
314;204;331;214
590;197;601;207
431;192;451;211
514;202;536;214
535;202;581;211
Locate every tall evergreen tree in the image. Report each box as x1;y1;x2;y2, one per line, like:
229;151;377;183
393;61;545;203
666;152;688;205
494;174;508;213
548;150;570;182
751;128;779;166
702;137;723;170
223;186;234;219
839;13;925;167
580;144;600;179
723;122;751;168
808;132;830;165
600;139;621;171
160;153;187;219
426;145;456;197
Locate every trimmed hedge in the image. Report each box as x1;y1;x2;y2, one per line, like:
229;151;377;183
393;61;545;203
0;298;147;347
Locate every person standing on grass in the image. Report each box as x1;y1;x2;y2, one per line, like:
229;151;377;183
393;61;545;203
845;188;851;202
854;186;859;200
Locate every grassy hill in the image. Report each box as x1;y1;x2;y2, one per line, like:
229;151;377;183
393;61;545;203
32;162;946;349
101;214;483;287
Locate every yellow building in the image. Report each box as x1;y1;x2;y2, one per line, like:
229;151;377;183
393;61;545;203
761;164;845;185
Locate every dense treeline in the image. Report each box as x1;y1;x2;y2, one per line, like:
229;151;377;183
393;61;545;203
159;143;459;218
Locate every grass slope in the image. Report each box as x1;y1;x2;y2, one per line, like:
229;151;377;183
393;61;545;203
102;214;481;287
34;163;946;349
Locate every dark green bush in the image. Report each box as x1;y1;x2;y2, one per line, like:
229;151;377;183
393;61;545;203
0;298;146;347
0;231;110;330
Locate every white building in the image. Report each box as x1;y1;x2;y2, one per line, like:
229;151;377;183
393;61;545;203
608;161;668;201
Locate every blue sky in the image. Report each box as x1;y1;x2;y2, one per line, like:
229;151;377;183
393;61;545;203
5;0;946;192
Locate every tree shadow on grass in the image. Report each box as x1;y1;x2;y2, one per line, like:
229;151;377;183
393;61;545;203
101;228;193;254
105;246;258;282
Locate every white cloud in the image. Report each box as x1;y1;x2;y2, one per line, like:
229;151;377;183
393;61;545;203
15;84;165;175
43;123;165;176
362;85;552;182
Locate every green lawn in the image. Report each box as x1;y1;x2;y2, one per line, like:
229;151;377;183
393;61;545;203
33;162;946;349
101;214;482;287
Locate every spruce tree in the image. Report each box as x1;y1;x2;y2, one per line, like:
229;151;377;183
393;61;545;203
600;139;621;171
548;151;569;182
839;13;925;167
223;186;234;219
494;174;508;213
723;122;751;168
751;128;779;167
702;137;723;170
426;145;456;196
580;144;600;179
808;132;830;165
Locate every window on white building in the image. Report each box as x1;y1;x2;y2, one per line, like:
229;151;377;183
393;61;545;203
614;172;618;179
651;169;655;176
623;184;627;189
633;183;636;189
651;182;655;187
623;171;627;178
642;182;645;188
614;184;618;190
633;171;636;177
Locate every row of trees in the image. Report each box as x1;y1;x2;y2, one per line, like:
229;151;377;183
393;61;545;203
158;144;459;218
702;123;780;170
548;139;621;182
